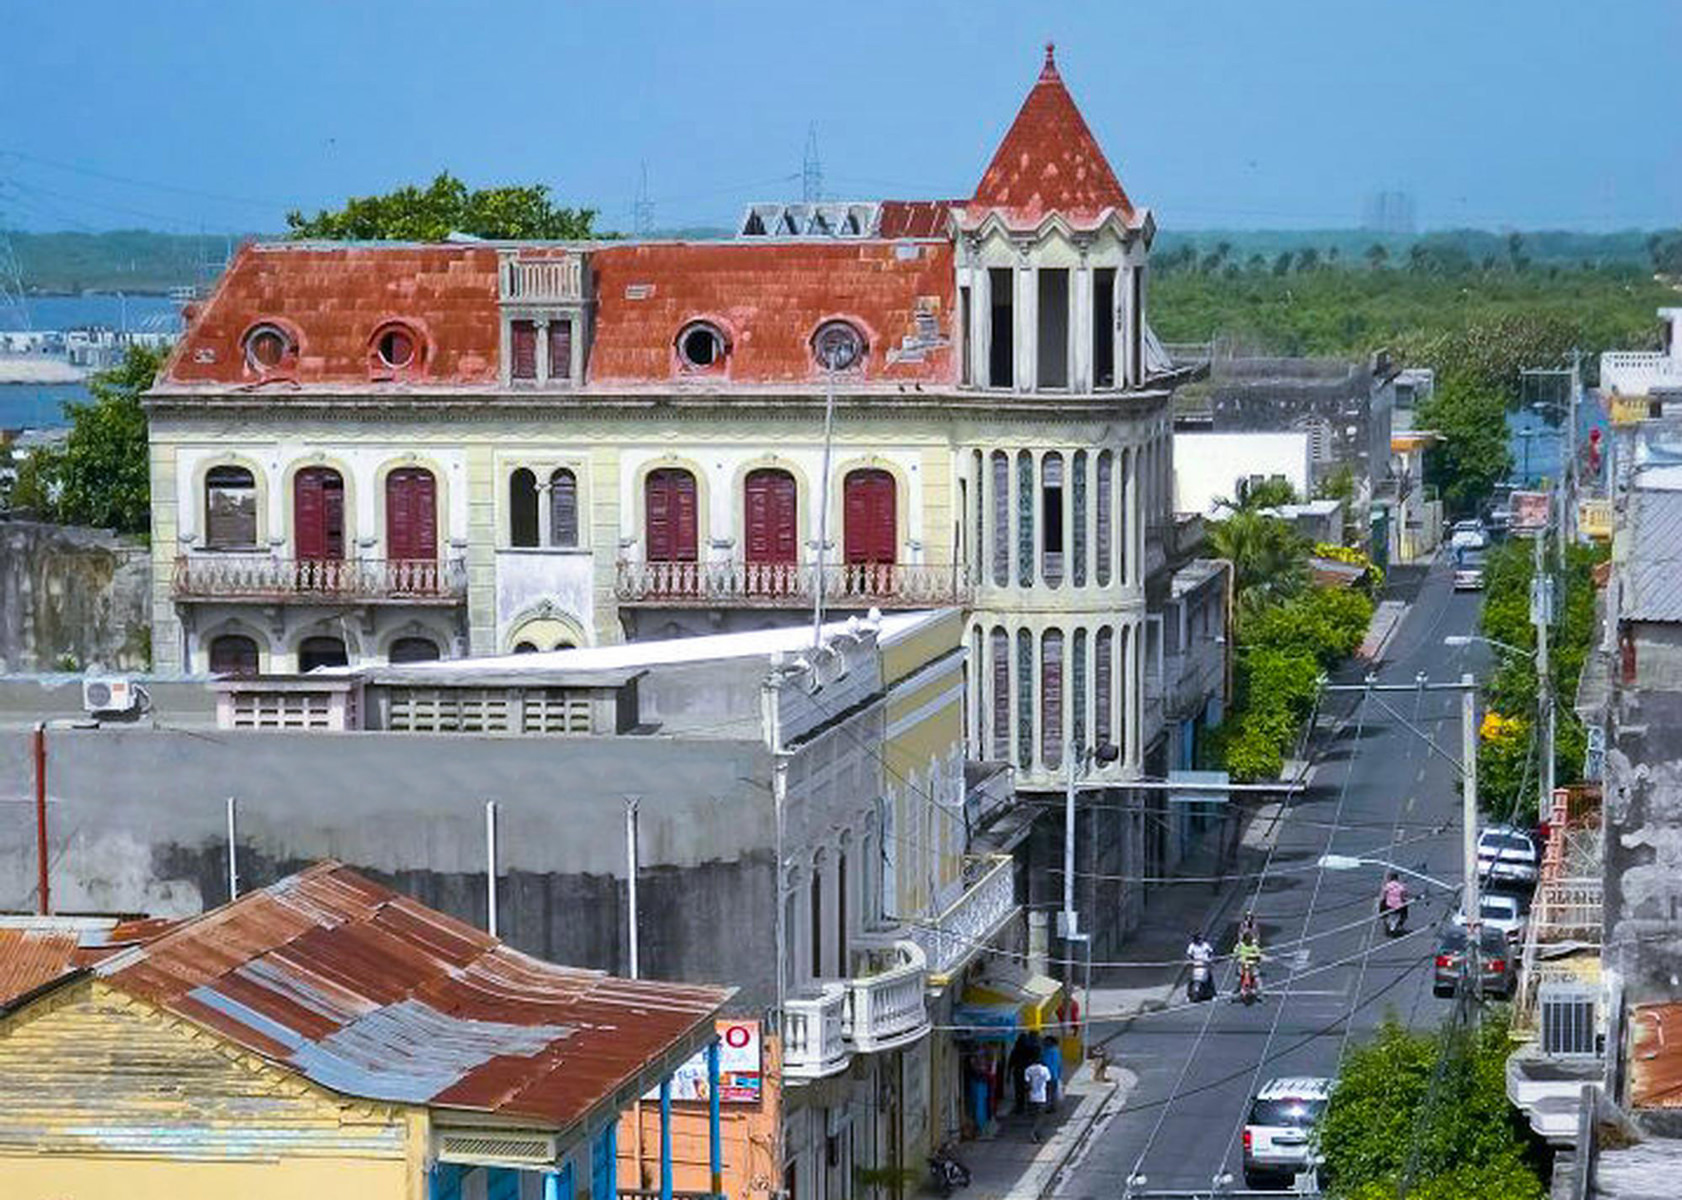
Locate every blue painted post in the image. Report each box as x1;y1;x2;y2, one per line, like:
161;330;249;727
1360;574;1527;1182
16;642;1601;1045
545;1169;560;1200
707;1038;723;1196
660;1076;674;1200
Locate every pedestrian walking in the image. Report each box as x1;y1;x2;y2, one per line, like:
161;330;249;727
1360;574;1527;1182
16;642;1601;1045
1041;1036;1062;1111
1024;1059;1052;1143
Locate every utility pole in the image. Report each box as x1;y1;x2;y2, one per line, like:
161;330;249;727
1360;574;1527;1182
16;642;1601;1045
1461;672;1480;999
1533;522;1554;823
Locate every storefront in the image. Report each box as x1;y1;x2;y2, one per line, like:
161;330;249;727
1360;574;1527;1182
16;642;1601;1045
949;966;1065;1139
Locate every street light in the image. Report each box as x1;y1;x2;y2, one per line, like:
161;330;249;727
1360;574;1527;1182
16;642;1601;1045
1443;634;1536;659
1063;740;1119;1049
1316;854;1457;893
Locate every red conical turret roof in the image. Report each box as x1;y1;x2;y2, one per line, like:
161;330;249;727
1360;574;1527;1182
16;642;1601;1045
968;45;1133;229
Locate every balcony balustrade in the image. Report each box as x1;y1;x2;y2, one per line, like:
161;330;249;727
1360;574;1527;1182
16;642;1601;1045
500;255;584;303
783;983;848;1080
173;555;467;605
615;560;972;609
1601;350;1682;397
909;854;1018;986
842;940;931;1054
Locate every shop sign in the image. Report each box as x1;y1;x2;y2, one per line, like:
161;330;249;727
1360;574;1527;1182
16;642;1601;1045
659;1019;763;1104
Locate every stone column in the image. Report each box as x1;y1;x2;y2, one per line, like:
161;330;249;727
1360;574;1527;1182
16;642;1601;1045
1073;259;1092;393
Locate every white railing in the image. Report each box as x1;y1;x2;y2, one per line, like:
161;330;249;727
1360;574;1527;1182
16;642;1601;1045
910;855;1017;981
614;560;972;609
1534;877;1603;942
1600;350;1682;396
783;983;848;1079
501;256;583;303
174;555;467;603
843;941;930;1053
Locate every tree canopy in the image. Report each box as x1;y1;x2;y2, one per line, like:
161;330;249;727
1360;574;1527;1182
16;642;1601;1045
10;343;161;535
286;172;599;241
1416;380;1512;517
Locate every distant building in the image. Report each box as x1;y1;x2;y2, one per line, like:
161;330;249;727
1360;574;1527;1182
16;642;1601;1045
0;861;731;1200
1361;189;1416;236
1601;308;1682;423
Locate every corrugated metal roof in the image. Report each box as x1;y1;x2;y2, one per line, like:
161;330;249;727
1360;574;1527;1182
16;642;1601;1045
1631;1002;1682;1108
1624;490;1682;622
0;918;178;1006
88;862;731;1128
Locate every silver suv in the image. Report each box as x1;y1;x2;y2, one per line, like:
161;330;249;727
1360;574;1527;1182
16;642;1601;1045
1476;825;1539;887
1243;1076;1332;1189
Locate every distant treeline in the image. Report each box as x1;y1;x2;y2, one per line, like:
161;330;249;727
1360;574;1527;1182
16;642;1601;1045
1152;227;1678;272
6;230;254;294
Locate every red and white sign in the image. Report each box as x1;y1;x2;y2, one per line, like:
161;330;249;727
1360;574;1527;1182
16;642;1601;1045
659;1019;763;1104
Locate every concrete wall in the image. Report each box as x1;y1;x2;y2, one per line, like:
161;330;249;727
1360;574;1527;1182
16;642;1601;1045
0;520;151;674
1604;688;1682;1007
0;724;780;1007
1173;431;1311;515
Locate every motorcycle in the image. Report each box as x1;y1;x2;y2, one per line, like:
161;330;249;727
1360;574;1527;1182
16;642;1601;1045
1237;962;1260;1005
1188;958;1215;1002
1381;903;1408;937
928;1143;972;1197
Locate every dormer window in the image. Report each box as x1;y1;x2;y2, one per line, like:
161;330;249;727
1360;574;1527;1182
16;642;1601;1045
243;323;294;373
678;322;727;371
375;325;417;370
813;320;865;372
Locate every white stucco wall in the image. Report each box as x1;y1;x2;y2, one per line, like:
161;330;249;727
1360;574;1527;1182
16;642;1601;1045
1173;431;1311;516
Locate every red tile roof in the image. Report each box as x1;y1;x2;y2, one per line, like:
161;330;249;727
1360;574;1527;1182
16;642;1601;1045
967;45;1134;230
85;862;731;1128
166;244;502;388
877;201;957;239
588;240;956;387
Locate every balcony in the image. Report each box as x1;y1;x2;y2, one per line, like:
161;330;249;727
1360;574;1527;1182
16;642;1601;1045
614;561;972;609
173;555;467;605
783;983;848;1080
1601;350;1682;397
909;854;1018;988
500;255;584;303
843;940;931;1053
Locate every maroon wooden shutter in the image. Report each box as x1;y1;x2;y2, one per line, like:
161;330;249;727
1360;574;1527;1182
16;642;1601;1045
745;469;797;564
843;470;896;565
295;468;344;560
646;469;697;562
550;469;578;547
511;321;537;380
386;468;437;561
548;321;572;381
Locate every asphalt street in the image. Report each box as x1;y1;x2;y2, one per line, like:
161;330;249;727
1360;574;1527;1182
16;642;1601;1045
1061;555;1496;1198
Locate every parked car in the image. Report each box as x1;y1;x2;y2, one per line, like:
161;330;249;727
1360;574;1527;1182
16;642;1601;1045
1449;519;1489;551
1453;549;1487;591
1476;825;1539;887
1243;1076;1332;1189
1452;892;1529;944
1433;926;1517;998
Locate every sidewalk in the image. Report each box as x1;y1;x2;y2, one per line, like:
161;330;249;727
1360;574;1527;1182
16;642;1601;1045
957;1068;1132;1200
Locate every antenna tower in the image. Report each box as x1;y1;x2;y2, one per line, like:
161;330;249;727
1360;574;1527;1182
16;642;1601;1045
633;161;655;236
802;124;823;203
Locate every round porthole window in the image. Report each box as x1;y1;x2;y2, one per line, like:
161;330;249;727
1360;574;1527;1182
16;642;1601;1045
244;324;291;371
677;322;726;370
376;326;416;369
813;321;865;372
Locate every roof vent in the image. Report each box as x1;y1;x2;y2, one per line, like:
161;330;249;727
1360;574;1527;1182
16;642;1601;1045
1539;983;1599;1057
438;1131;558;1167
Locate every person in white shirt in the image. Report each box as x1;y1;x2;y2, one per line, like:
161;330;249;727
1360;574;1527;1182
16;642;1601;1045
1024;1059;1052;1142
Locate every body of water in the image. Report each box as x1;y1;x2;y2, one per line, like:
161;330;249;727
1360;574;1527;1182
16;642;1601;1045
1;293;184;334
0;383;85;428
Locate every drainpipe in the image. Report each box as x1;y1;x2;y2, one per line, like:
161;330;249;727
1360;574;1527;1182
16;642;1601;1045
33;722;48;916
485;800;499;938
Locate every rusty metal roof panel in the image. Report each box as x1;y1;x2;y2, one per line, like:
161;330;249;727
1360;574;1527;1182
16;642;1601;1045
85;861;730;1128
1632;1002;1682;1108
0;930;83;1006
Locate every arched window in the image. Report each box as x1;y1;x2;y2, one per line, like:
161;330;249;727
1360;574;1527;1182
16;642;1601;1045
1042;452;1064;588
1096;451;1114;587
510;468;539;548
991;451;1010;586
990;626;1010;760
972;449;985;578
744;468;798;567
843;469;896;565
513;642;539;654
970;625;984;753
1017;451;1034;587
373;323;419;371
205;466;257;549
677;322;727;371
1072;627;1088;757
1016;628;1033;770
385;468;437;561
294;467;344;560
1096;626;1114;749
389;636;440;664
812;320;866;372
550;468;579;548
1119;448;1132;586
243;323;293;373
298;635;348;673
809;858;824;979
208;633;259;677
645;468;698;562
1072;450;1088;588
1042;629;1064;769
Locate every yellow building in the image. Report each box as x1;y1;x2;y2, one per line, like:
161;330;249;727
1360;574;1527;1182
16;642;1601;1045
0;863;730;1200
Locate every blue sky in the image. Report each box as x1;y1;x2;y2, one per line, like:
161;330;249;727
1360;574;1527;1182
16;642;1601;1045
2;0;1676;235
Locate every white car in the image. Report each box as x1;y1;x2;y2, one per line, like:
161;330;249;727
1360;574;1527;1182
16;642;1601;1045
1452;892;1529;943
1449;520;1489;551
1243;1076;1332;1189
1453;551;1487;591
1477;826;1539;888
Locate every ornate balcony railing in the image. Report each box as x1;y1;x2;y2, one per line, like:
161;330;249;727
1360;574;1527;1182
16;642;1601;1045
783;982;848;1080
500;255;583;303
1601;350;1682;396
843;940;930;1053
173;555;467;604
614;560;972;609
909;854;1018;985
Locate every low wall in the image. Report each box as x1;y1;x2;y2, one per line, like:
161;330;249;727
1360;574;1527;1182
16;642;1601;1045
0;519;151;673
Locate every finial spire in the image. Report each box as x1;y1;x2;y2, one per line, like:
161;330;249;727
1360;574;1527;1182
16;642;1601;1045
1041;42;1058;78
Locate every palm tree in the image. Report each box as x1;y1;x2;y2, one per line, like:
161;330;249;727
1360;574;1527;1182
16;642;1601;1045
1207;508;1310;619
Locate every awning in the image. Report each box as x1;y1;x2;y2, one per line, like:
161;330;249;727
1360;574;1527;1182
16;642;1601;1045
963;965;1063;1032
949;1003;1021;1042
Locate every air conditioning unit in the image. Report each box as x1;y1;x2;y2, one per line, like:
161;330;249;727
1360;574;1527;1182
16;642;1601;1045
1540;983;1599;1057
82;677;139;715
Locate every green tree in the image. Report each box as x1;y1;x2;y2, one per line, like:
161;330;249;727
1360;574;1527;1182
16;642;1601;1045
1364;243;1389;270
1239;476;1298;510
1207;509;1309;615
1416;379;1512;516
287;172;599;241
15;344;161;534
1318;1013;1545;1199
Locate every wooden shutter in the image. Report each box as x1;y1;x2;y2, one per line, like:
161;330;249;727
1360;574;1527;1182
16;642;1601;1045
843;469;895;565
990;627;1010;756
295;468;344;560
1095;626;1113;748
646;469;697;562
1096;451;1113;586
511;321;537;380
209;635;259;677
547;321;573;381
745;469;797;564
991;452;1010;586
386;468;437;561
1042;630;1063;767
550;469;579;547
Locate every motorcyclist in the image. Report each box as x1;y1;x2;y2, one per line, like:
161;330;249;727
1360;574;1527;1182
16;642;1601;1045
1234;929;1263;994
1186;931;1215;967
1186;931;1215;1000
1380;872;1410;930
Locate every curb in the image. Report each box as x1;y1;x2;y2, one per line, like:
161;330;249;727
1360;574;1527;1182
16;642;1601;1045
1026;1073;1129;1200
